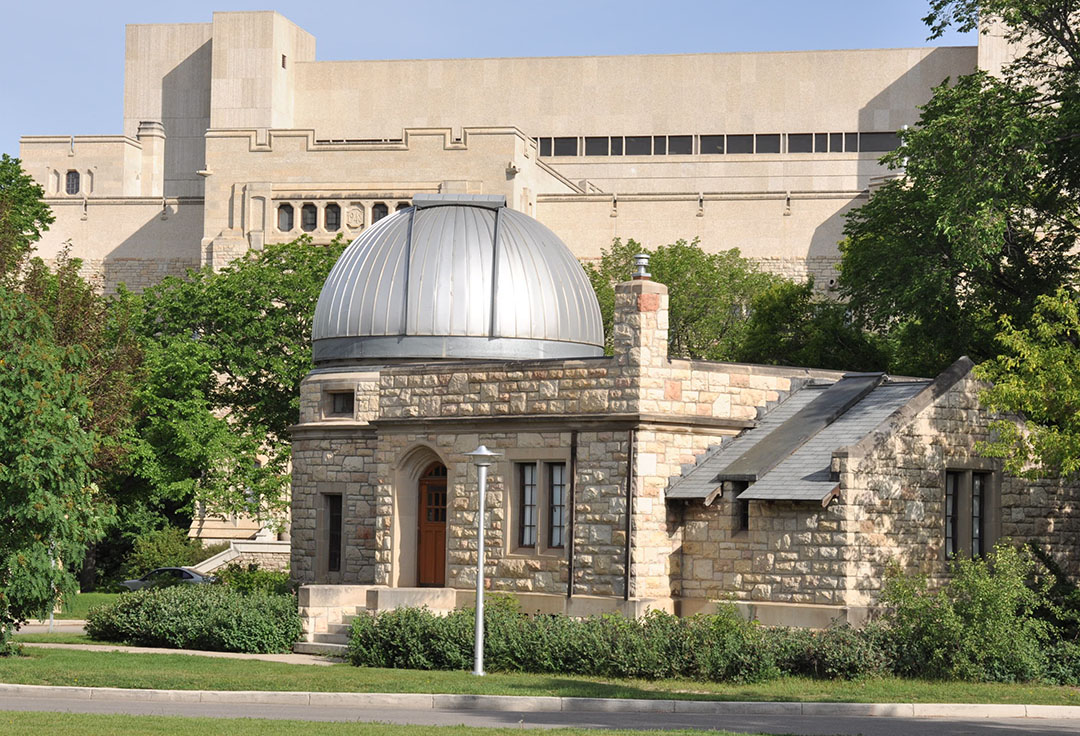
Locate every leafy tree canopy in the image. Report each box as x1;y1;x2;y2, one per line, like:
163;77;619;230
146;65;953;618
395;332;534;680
840;14;1079;375
977;288;1080;477
0;154;53;283
584;238;780;361
0;288;112;652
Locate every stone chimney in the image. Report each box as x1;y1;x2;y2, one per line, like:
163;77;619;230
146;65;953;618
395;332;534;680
136;120;166;197
612;253;669;370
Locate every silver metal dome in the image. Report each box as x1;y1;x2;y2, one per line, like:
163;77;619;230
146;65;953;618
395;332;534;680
312;194;604;365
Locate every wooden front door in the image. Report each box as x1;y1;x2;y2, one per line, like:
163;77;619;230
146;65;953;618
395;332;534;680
417;463;447;586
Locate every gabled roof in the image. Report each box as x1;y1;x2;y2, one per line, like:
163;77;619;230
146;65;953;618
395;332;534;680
664;359;978;505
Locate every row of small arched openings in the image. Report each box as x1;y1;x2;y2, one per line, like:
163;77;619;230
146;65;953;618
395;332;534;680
276;201;411;233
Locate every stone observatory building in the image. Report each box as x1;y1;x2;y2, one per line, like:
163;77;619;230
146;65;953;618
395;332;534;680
291;194;1080;651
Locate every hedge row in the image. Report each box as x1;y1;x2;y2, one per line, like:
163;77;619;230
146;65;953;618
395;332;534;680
86;584;301;653
349;545;1080;685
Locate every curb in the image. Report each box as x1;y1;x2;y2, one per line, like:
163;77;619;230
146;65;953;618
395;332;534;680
2;683;1079;719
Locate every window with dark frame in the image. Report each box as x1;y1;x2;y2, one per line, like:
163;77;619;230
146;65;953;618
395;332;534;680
301;203;317;232
625;136;651;155
330;392;354;416
755;134;781;154
538;137;553;156
585;137;609;156
548;462;566;548
326;494;342;573
372;202;388;222
653;136;667;155
610;136;623;155
277;203;294;231
396;201;411;211
65;170;80;195
726;135;753;154
814;133;829;152
700;135;725;154
945;469;993;559
519;463;538;548
830;132;844;153
325;203;341;231
845;132;859;152
668;135;692;155
553;137;578;156
788;134;813;153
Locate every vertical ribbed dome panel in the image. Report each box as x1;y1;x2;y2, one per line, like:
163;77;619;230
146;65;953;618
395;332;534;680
311;194;604;365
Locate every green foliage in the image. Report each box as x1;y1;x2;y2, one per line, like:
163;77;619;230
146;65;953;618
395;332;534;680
85;584;301;653
131;236;346;524
0;154;54;281
122;527;226;579
583;238;780;360
840;72;1076;376
976;288;1080;477
349;601;779;683
212;563;293;596
736;279;887;371
0;288;112;654
875;543;1052;682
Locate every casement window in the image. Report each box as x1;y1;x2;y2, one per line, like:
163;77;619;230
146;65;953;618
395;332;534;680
65;170;80;195
277;203;294;231
325;203;341;231
372;202;388;222
945;469;998;559
325;493;343;573
515;461;568;552
301;203;318;232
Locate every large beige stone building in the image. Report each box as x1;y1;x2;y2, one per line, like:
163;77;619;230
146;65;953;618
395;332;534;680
19;10;1009;292
291;195;1080;651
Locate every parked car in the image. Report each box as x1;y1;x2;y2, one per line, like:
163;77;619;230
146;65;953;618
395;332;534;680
120;567;214;591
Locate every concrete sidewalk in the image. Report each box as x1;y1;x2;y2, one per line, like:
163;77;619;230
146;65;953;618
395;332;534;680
17;641;341;666
2;682;1079;720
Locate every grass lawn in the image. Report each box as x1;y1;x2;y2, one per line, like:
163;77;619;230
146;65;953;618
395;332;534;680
2;646;1080;705
0;713;790;736
13;634;118;645
56;592;119;620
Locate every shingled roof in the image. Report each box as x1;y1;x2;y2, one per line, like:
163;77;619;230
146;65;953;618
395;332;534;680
665;369;947;505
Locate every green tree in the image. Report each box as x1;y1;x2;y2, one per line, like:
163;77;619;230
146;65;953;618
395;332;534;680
977;288;1080;477
128;235;346;523
0;154;53;282
0;288;113;653
736;279;887;371
584;238;780;360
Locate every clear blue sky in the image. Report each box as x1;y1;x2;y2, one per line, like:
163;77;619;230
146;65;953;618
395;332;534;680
1;0;976;158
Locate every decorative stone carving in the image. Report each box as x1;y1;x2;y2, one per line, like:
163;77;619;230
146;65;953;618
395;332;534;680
346;207;364;229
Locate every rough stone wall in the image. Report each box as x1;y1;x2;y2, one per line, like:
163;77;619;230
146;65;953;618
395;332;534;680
231;550;290;571
40;256;197;295
290;431;379;584
842;375;1080;601
679;496;848;605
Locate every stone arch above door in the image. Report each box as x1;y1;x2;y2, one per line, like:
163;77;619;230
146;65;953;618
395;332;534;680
391;444;447;587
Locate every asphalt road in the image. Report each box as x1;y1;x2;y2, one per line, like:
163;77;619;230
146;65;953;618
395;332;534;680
3;694;1079;736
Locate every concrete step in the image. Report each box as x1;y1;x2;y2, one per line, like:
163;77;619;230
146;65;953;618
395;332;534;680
313;631;349;645
294;641;348;656
327;622;352;637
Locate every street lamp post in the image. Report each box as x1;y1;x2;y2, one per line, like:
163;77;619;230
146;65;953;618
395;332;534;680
464;445;501;677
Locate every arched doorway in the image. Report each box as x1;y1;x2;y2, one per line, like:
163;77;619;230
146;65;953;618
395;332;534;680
417;462;448;586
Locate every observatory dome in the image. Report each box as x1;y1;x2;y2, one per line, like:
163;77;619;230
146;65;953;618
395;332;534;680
312;194;604;365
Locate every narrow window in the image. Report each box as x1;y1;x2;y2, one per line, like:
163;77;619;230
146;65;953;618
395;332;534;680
301;203;317;232
788;134;813;153
65;170;80;195
845;132;859;152
585;137;609;156
326;494;343;573
396;201;411;211
756;134;781;154
732;481;750;532
972;472;987;558
518;463;537;548
652;136;667;155
553;137;578;156
610;137;623;155
726;135;753;154
538;137;552;157
700;135;725;154
548;462;566;548
325;203;341;231
668;135;692;154
814;133;829;152
281;54;287;69
277;203;294;231
625;136;651;155
830;133;844;153
860;132;901;152
330;391;354;416
945;471;960;558
372;202;388;222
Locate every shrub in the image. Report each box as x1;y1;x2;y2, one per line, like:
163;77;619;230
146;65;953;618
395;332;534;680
348;600;779;683
876;543;1052;682
213;563;293;596
123;527;228;578
86;584;301;653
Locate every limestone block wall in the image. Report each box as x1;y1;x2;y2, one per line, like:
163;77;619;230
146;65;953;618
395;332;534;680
678;496;848;605
290;430;378;585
